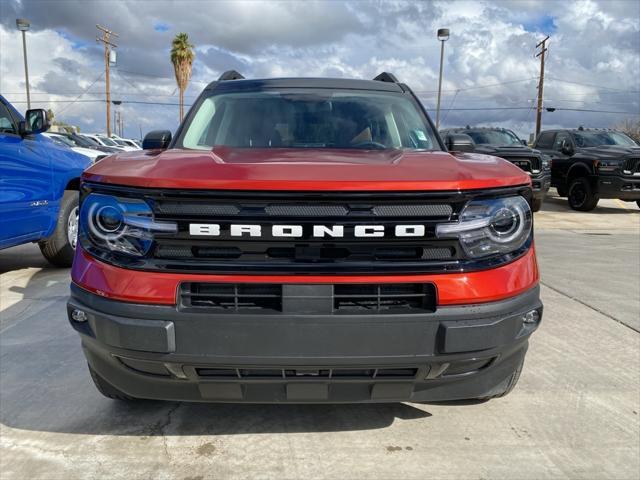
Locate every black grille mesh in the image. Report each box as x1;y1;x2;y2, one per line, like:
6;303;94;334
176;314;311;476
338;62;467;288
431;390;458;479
264;204;349;216
372;204;452;217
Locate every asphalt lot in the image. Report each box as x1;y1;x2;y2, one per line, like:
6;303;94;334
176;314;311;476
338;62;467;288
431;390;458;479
1;192;638;480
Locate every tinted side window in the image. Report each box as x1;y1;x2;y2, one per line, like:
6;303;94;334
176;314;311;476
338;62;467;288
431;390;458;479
0;103;17;135
535;131;555;149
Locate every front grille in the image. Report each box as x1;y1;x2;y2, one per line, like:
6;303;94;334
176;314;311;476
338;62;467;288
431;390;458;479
502;156;541;173
148;191;464;273
179;282;437;314
623;157;640;174
82;184;533;274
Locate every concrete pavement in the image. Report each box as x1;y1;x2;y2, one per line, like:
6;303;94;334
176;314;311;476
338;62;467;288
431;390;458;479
1;196;638;480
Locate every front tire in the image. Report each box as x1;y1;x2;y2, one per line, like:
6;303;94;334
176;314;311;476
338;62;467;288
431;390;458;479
531;198;543;212
479;359;524;400
567;177;599;211
636;200;640;209
39;191;78;267
89;365;136;401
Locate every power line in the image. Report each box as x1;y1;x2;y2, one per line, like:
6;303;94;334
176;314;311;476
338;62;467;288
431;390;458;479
546;76;640;93
55;71;105;115
414;77;536;95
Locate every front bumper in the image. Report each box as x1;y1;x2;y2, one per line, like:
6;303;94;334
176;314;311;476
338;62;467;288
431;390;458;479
68;284;542;403
596;174;640;200
531;172;551;199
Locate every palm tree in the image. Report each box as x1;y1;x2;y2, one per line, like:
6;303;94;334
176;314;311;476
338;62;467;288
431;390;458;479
170;33;195;121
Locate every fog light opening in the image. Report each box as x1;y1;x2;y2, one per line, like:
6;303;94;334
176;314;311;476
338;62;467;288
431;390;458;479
164;363;188;379
523;309;540;324
71;309;88;322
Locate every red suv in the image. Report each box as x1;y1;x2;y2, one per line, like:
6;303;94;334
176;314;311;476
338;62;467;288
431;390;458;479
68;72;542;403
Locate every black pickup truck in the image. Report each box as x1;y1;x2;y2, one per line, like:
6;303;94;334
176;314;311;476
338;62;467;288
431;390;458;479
533;128;640;211
441;127;551;211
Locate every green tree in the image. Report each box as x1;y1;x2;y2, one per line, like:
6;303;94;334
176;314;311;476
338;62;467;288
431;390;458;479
170;32;195;122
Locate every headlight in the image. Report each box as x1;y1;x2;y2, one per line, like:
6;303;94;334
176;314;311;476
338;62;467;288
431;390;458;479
596;161;618;172
79;193;177;257
436;196;532;258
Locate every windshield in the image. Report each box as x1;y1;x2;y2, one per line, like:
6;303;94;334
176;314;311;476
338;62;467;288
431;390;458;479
50;134;75;147
178;89;439;151
97;136;118;146
70;134;93;147
463;130;520;145
573;131;638;148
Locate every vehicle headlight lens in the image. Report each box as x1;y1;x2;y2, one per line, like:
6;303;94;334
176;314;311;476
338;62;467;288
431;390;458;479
436;196;532;258
597;161;618;172
79;193;177;257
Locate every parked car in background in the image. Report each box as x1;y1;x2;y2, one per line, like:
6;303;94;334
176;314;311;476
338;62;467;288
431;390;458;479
534;127;640;211
110;135;142;150
80;133;129;151
440;127;551;211
43;132;107;163
112;138;140;151
0;95;91;265
71;133;120;155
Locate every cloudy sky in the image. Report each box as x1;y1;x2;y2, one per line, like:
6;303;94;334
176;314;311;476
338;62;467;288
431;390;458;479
1;0;638;140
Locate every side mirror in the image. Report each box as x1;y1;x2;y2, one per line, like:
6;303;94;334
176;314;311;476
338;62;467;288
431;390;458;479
560;140;574;156
445;133;475;153
20;109;50;136
142;130;172;150
520;139;528;146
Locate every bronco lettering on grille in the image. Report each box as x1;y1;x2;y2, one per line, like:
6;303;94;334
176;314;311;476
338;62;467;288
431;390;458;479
189;224;427;238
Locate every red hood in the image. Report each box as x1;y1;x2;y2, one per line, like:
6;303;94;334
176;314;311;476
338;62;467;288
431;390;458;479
83;147;530;191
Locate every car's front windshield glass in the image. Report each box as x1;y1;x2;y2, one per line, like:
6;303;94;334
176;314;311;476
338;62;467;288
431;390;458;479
463;130;520;145
573;131;638;147
51;134;75;147
71;135;92;147
178;89;440;151
98;136;118;146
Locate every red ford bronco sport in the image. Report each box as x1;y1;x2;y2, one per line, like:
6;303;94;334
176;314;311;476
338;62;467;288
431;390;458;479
68;71;542;403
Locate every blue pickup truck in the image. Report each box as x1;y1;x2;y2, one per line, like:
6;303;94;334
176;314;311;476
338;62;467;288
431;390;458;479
0;95;92;266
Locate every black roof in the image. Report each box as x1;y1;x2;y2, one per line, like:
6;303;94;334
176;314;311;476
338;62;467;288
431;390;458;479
441;127;515;133
540;127;624;133
205;77;406;94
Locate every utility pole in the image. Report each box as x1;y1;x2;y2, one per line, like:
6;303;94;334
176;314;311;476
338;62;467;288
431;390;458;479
96;24;118;137
535;35;549;139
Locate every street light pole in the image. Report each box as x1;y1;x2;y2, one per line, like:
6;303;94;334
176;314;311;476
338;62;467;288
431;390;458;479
435;28;450;129
16;19;31;110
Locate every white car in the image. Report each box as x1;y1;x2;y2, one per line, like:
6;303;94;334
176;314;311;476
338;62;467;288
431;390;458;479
110;135;142;150
81;134;132;151
43;133;106;162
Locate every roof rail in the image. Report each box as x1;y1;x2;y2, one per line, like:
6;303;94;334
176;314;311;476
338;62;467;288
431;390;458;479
373;72;399;83
218;70;245;81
